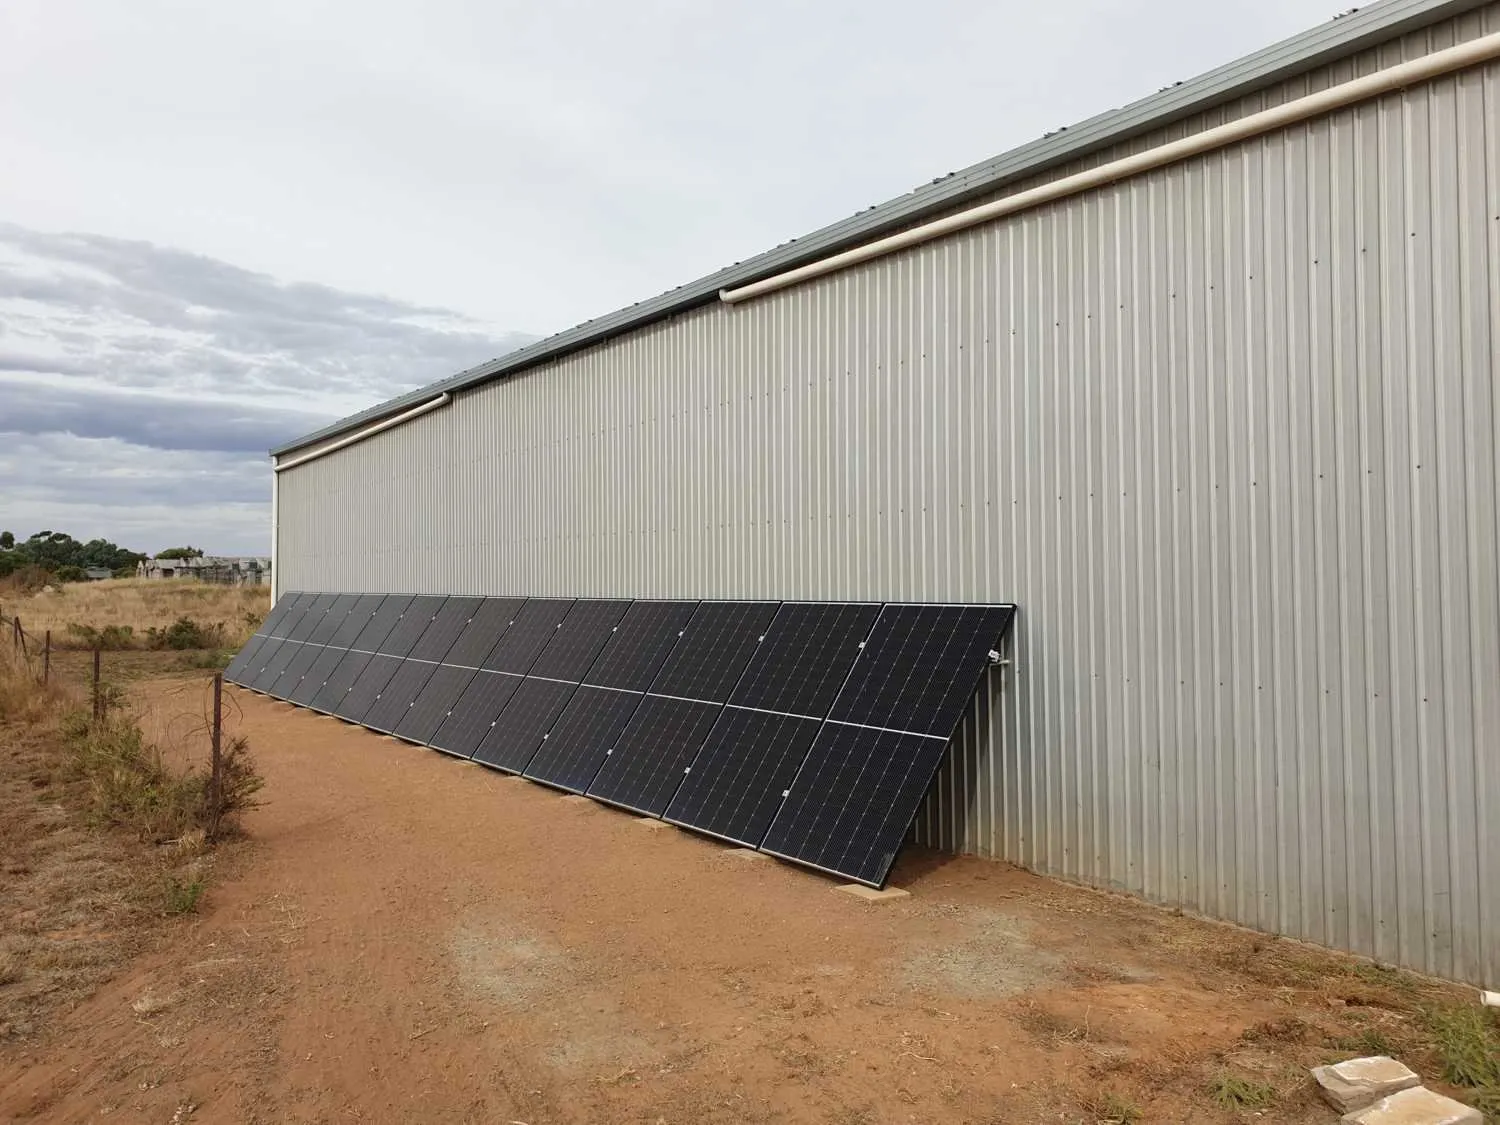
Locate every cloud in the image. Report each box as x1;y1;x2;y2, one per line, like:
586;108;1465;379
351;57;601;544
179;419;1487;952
0;223;536;553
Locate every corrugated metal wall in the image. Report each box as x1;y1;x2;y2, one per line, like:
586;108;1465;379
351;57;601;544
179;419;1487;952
277;18;1500;984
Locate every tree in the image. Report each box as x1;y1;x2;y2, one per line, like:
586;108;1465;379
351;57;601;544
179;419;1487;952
0;531;13;550
155;546;204;560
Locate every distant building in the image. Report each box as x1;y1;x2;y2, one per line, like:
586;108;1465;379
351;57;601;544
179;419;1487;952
83;567;113;582
137;556;271;585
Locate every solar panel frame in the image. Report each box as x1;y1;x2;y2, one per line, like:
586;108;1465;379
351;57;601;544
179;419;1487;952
577;600;697;692
348;594;416;654
526;599;632;681
284;592;340;642
442;597;527;668
585;695;725;816
254;591;305;638
328;594;389;648
429;670;525;758
663;708;824;846
309;650;376;714
333;653;403;722
246;636;305;693
287;644;348;706
267;639;326;699
373;594;447;657
304;593;361;646
648;601;781;702
521;685;644;793
224;632;270;684
405;596;483;662
470;677;577;773
265;592;317;638
361;659;442;734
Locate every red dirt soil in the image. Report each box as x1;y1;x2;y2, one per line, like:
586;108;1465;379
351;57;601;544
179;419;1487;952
0;682;1461;1124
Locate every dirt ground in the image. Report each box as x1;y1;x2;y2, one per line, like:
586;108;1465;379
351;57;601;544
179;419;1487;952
0;675;1485;1125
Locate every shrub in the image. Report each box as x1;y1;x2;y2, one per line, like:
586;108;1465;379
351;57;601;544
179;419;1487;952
65;623;136;650
146;616;224;651
54;565;87;583
163;874;206;915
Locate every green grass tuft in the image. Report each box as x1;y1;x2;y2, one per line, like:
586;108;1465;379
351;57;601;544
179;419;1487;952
1208;1073;1277;1111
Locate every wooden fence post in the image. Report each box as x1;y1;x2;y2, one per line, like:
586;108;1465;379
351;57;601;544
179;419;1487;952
210;673;224;839
92;647;102;721
43;629;50;684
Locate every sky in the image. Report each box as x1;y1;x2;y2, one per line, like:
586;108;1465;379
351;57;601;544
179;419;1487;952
1;0;1346;555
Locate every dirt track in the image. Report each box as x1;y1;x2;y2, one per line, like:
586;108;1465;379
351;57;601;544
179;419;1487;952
0;682;1470;1124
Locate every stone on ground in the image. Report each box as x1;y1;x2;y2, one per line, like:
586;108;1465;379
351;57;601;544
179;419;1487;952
1339;1086;1483;1125
834;884;910;902
1311;1056;1420;1112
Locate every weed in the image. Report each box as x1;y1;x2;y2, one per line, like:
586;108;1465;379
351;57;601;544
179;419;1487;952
1080;1090;1141;1123
1425;1005;1500;1089
173;648;233;671
1208;1073;1277;1111
146;616;224;651
1241;1016;1311;1044
163;874;205;915
1333;1027;1396;1056
64;622;135;650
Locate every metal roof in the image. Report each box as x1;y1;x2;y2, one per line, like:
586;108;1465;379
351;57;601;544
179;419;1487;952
273;0;1481;458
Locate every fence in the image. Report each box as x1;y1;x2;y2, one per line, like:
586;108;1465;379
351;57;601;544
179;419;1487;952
1;605;230;806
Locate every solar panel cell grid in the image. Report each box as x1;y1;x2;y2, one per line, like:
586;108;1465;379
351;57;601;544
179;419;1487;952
393;664;479;745
471;677;577;773
442;597;526;668
429;671;523;758
406;596;482;662
761;725;940;887
328;594;387;647
253;591;302;638
648;601;780;702
362;660;439;734
288;646;347;706
828;604;1017;735
585;695;724;815
309;650;374;713
480;599;574;673
247;637;302;692
522;686;642;793
333;654;402;722
266;592;316;638
305;593;359;645
286;593;339;641
729;602;879;717
582;601;697;691
349;594;415;654
664;708;822;847
268;641;325;699
375;595;446;657
528;599;631;681
223;633;269;683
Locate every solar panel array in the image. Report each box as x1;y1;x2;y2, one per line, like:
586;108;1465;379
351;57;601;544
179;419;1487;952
228;593;1016;887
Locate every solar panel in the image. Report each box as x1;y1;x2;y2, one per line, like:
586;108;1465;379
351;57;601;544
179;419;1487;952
429;671;524;758
470;678;576;773
760;726;942;887
285;593;340;642
480;599;574;673
827;604;1018;735
224;632;270;684
232;635;282;688
266;592;317;637
246;636;304;692
649;601;781;702
287;644;348;706
393;664;480;745
254;591;305;638
527;599;631;681
664;709;822;846
729;602;880;717
267;640;326;699
310;650;375;714
333;654;402;722
443;597;527;668
374;594;447;657
330;594;389;647
585;695;724;815
521;686;643;793
406;596;482;662
361;659;441;734
349;594;415;653
578;601;697;691
305;593;360;645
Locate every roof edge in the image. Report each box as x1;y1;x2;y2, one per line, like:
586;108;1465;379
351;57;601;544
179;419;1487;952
272;0;1482;459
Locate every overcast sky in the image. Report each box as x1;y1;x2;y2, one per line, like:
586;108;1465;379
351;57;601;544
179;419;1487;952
1;0;1344;555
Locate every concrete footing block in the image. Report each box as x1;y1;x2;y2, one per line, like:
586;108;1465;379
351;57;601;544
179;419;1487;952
1311;1057;1421;1112
560;794;590;805
635;817;672;830
1340;1086;1483;1124
834;884;910;902
722;846;767;858
1482;989;1500;1008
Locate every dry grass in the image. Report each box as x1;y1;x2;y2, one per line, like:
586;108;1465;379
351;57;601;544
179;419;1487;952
4;578;269;650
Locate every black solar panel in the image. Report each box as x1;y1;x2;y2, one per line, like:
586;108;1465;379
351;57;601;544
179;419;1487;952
664;709;822;846
470;678;576;773
406;596;482;662
286;593;340;641
247;636;304;692
362;660;439;734
349;594;415;654
828;605;1017;735
528;599;631;681
585;695;724;815
649;601;780;702
255;591;304;637
267;640;325;699
333;654;402;722
580;601;697;691
480;599;574;673
729;602;879;716
266;592;317;638
393;664;479;745
287;645;347;707
224;632;270;684
375;594;446;657
309;650;374;713
330;594;388;647
305;593;360;645
522;686;643;793
429;671;524;758
443;597;526;668
760;726;942;888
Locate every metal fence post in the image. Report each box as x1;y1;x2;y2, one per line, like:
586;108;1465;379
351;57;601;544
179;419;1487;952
210;673;224;839
92;647;102;721
43;629;50;684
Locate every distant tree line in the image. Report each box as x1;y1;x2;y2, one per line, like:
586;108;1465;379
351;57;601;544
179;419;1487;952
0;530;206;582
